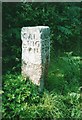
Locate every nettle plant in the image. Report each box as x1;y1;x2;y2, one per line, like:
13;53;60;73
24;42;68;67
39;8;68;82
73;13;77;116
2;74;40;119
2;73;81;119
2;74;64;119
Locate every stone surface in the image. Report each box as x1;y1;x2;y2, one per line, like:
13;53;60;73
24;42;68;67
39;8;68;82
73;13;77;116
21;26;50;90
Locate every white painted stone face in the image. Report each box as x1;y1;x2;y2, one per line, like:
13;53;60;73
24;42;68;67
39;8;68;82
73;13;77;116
21;26;50;90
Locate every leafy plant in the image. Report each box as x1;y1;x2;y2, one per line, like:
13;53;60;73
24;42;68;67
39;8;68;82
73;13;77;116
2;74;81;119
2;74;40;119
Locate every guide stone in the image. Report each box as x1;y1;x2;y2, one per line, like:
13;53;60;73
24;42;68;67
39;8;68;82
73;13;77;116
21;26;50;90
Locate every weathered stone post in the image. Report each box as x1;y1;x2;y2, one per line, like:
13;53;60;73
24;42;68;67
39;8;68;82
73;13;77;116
21;26;50;91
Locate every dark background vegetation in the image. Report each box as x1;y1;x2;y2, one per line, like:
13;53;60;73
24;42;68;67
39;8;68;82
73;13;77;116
2;2;82;119
2;2;81;73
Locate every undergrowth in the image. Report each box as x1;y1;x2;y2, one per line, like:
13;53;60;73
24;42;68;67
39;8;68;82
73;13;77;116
2;52;82;119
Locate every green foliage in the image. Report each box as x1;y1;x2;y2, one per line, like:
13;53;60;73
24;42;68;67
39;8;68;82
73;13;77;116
47;52;80;93
60;52;80;84
2;74;40;119
2;74;81;119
